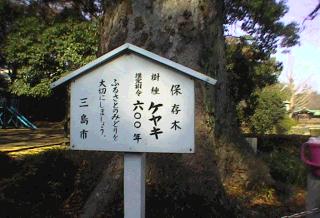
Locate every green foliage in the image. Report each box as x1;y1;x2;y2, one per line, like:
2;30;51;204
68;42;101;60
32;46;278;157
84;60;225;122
2;0;299;101
275;115;298;134
224;0;300;132
257;135;308;186
225;0;300;55
226;37;282;105
263;148;306;186
227;37;285;130
4;16;98;97
0;0;22;65
249;86;286;134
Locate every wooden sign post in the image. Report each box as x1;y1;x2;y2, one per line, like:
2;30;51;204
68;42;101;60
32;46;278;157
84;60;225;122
51;43;216;218
124;153;145;218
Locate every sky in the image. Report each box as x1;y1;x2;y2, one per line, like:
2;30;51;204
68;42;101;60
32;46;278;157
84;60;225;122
274;0;320;93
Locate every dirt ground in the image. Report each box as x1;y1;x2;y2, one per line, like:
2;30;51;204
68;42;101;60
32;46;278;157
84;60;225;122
0;122;67;157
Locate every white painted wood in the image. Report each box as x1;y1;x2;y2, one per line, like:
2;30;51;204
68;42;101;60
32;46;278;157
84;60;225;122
124;153;145;218
51;43;216;88
70;53;195;153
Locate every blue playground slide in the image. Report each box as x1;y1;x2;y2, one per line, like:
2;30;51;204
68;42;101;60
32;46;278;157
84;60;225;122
5;106;37;129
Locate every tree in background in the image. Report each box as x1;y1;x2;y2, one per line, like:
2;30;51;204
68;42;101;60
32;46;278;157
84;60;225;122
280;57;313;117
0;0;22;67
225;36;282;126
225;0;299;56
283;77;313;117
236;82;296;134
3;4;99;97
215;0;299;141
249;85;286;134
4;17;98;97
2;0;300;104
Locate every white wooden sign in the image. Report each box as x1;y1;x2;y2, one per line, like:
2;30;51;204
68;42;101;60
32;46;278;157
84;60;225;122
51;44;216;153
70;54;195;153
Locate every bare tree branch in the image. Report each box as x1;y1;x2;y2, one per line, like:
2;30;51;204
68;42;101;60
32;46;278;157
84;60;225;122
303;0;320;26
307;1;320;20
282;54;313;116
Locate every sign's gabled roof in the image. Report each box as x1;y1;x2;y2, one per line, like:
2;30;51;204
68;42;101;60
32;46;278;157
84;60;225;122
51;43;217;88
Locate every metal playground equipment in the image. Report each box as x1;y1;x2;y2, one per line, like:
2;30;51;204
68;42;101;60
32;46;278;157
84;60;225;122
0;97;37;129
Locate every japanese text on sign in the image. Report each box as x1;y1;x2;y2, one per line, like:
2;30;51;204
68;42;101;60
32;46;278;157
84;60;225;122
70;54;194;153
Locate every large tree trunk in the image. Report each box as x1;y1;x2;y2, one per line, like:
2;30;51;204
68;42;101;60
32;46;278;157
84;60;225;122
81;0;271;216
